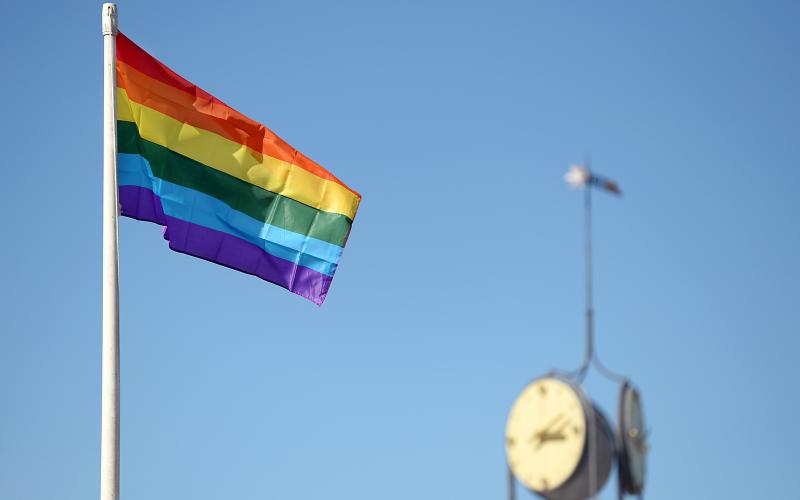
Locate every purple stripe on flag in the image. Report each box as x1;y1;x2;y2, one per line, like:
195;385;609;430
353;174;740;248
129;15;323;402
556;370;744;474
118;185;332;305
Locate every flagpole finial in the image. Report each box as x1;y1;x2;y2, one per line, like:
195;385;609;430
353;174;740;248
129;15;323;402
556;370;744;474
102;4;117;36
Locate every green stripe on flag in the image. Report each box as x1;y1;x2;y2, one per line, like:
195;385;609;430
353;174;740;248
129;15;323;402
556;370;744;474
117;120;352;247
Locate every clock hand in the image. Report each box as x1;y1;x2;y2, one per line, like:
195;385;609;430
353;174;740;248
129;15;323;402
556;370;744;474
553;419;570;435
538;419;570;443
633;428;650;453
530;413;565;443
534;418;570;449
534;430;567;450
546;430;566;440
541;413;565;432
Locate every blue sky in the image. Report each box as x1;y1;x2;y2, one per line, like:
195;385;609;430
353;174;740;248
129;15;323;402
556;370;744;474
1;1;798;498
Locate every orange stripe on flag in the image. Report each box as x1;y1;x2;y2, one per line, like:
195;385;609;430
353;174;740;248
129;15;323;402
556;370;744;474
116;31;359;197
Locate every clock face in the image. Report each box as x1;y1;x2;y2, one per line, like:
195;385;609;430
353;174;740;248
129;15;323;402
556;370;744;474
620;385;647;492
505;378;587;493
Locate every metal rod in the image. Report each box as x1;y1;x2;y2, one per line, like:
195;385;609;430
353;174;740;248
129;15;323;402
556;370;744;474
583;157;629;384
585;175;594;374
100;4;120;500
587;400;597;500
574;159;594;381
507;463;516;500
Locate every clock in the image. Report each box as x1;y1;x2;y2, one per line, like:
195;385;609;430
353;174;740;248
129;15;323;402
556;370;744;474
505;376;614;499
617;381;648;495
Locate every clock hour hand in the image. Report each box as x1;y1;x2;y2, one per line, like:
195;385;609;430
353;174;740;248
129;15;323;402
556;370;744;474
530;413;565;442
534;430;567;450
531;414;569;449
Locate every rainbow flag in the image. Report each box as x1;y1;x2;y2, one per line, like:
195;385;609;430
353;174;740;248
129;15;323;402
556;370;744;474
115;33;361;305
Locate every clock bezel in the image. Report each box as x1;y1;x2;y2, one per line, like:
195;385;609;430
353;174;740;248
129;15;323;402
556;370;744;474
617;381;647;495
505;376;589;493
505;374;614;500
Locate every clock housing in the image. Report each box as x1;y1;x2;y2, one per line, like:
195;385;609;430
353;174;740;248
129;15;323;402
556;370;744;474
505;375;614;499
617;381;647;495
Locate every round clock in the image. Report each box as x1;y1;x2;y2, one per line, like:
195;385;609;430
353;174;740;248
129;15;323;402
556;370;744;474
505;376;614;499
617;381;648;495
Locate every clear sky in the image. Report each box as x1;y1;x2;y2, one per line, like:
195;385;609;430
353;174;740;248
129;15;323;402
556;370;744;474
1;1;798;499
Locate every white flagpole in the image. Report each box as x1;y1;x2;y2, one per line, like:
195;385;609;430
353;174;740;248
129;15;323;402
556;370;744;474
101;4;120;500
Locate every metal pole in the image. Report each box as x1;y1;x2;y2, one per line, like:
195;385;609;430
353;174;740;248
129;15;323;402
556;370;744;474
587;400;597;500
574;166;594;380
585;179;594;372
507;463;516;500
100;4;120;500
583;159;598;499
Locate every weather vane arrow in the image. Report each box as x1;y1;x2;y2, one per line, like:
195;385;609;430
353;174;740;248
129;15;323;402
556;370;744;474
565;164;622;196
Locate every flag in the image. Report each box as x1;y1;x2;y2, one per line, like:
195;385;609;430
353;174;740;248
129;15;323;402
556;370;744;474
115;32;361;305
565;164;621;196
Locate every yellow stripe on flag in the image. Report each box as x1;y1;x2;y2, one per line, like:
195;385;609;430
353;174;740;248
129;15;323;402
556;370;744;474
116;88;360;220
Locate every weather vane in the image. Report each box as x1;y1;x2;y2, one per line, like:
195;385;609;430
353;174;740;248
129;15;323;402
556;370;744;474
563;160;624;383
504;160;648;500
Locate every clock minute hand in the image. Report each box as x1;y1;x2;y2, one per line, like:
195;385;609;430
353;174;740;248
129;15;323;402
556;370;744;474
531;414;564;441
554;417;570;431
541;413;565;432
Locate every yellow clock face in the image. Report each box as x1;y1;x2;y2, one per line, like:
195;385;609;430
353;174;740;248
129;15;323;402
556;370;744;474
505;378;587;493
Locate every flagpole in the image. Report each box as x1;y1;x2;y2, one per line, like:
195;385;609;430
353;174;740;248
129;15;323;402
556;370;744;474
101;4;120;500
